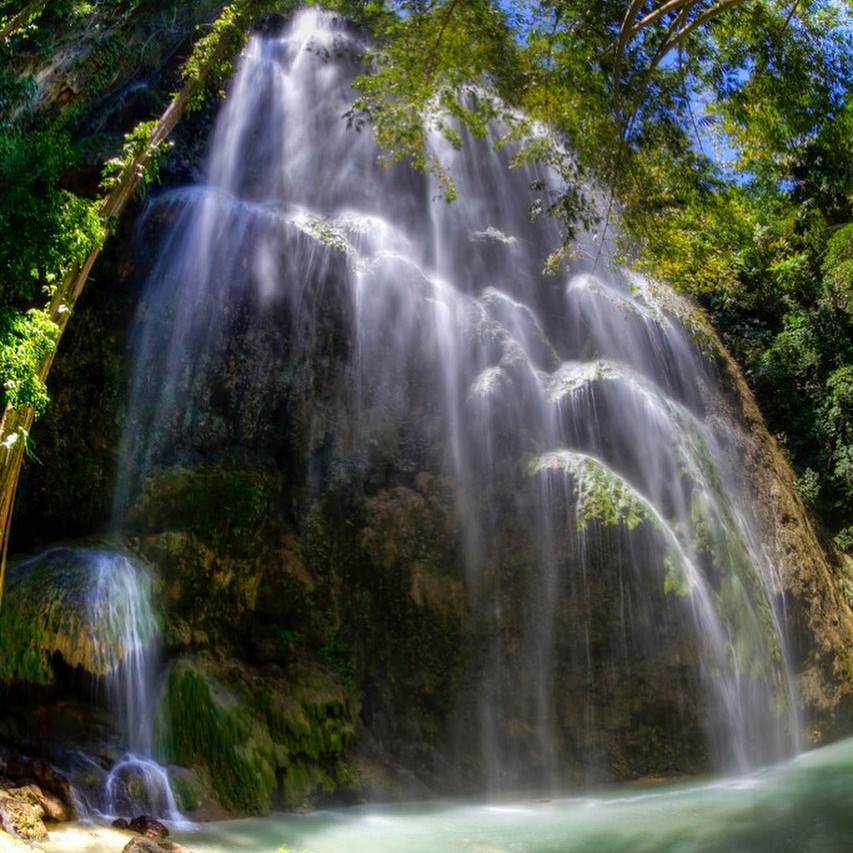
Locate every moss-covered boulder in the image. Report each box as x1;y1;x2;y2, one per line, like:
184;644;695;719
0;547;157;686
157;655;354;814
0;796;47;842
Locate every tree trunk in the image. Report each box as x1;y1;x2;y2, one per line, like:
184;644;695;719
0;0;277;602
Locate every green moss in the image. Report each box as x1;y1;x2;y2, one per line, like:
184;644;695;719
530;451;662;532
663;552;691;597
0;547;156;685
160;657;355;813
160;660;276;815
129;463;272;551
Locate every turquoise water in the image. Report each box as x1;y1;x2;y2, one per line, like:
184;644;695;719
172;737;853;853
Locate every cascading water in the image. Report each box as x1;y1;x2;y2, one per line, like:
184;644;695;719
118;8;800;793
0;547;182;818
84;552;183;821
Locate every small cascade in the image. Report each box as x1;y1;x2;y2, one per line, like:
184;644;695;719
116;8;802;794
0;547;182;821
85;555;184;823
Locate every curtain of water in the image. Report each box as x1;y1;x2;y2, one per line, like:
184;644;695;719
117;8;800;791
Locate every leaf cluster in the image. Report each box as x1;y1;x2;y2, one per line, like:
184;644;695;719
335;0;852;546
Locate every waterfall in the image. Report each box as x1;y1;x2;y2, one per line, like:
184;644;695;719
118;8;800;792
84;552;184;821
84;550;158;756
0;547;183;818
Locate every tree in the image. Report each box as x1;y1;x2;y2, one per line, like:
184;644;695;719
0;0;296;603
328;0;852;545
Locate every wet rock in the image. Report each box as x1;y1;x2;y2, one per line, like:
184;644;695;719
112;818;130;829
121;839;194;853
0;759;76;821
7;784;69;822
128;814;169;838
0;796;48;841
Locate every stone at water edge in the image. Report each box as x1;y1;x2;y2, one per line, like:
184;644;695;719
127;815;169;838
2;757;77;820
0;795;48;841
7;784;70;822
121;838;193;853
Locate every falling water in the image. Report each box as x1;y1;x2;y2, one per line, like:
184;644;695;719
118;8;800;792
83;550;158;755
1;547;181;817
84;551;183;821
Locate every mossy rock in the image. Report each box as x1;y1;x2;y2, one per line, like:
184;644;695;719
165;767;212;816
0;797;48;842
157;656;355;814
127;463;274;553
157;658;276;815
0;547;156;686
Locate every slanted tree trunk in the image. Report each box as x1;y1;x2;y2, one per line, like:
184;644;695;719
0;0;281;603
0;87;192;604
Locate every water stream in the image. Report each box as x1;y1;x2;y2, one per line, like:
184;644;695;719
73;550;183;822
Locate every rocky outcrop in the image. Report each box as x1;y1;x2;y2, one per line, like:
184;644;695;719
713;346;853;740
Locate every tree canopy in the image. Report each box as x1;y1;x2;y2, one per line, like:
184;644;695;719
323;0;852;548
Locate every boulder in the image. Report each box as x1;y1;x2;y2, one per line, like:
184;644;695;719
7;784;69;823
0;796;48;841
121;839;194;853
128;814;169;838
1;757;76;820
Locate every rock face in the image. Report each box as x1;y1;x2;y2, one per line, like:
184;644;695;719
4;6;853;818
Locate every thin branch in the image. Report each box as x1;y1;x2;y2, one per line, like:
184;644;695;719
664;0;746;55
424;0;460;75
775;0;801;48
680;44;706;155
622;4;689;138
620;0;745;139
612;0;650;114
630;0;700;39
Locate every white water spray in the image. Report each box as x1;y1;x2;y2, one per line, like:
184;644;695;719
117;8;801;791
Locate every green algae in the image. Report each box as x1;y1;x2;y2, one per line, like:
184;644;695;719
159;657;355;813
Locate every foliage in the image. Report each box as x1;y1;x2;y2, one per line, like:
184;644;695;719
182;0;300;111
332;0;852;545
0;309;57;415
161;659;277;814
0;123;105;413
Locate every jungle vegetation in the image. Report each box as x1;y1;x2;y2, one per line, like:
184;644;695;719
0;0;850;595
